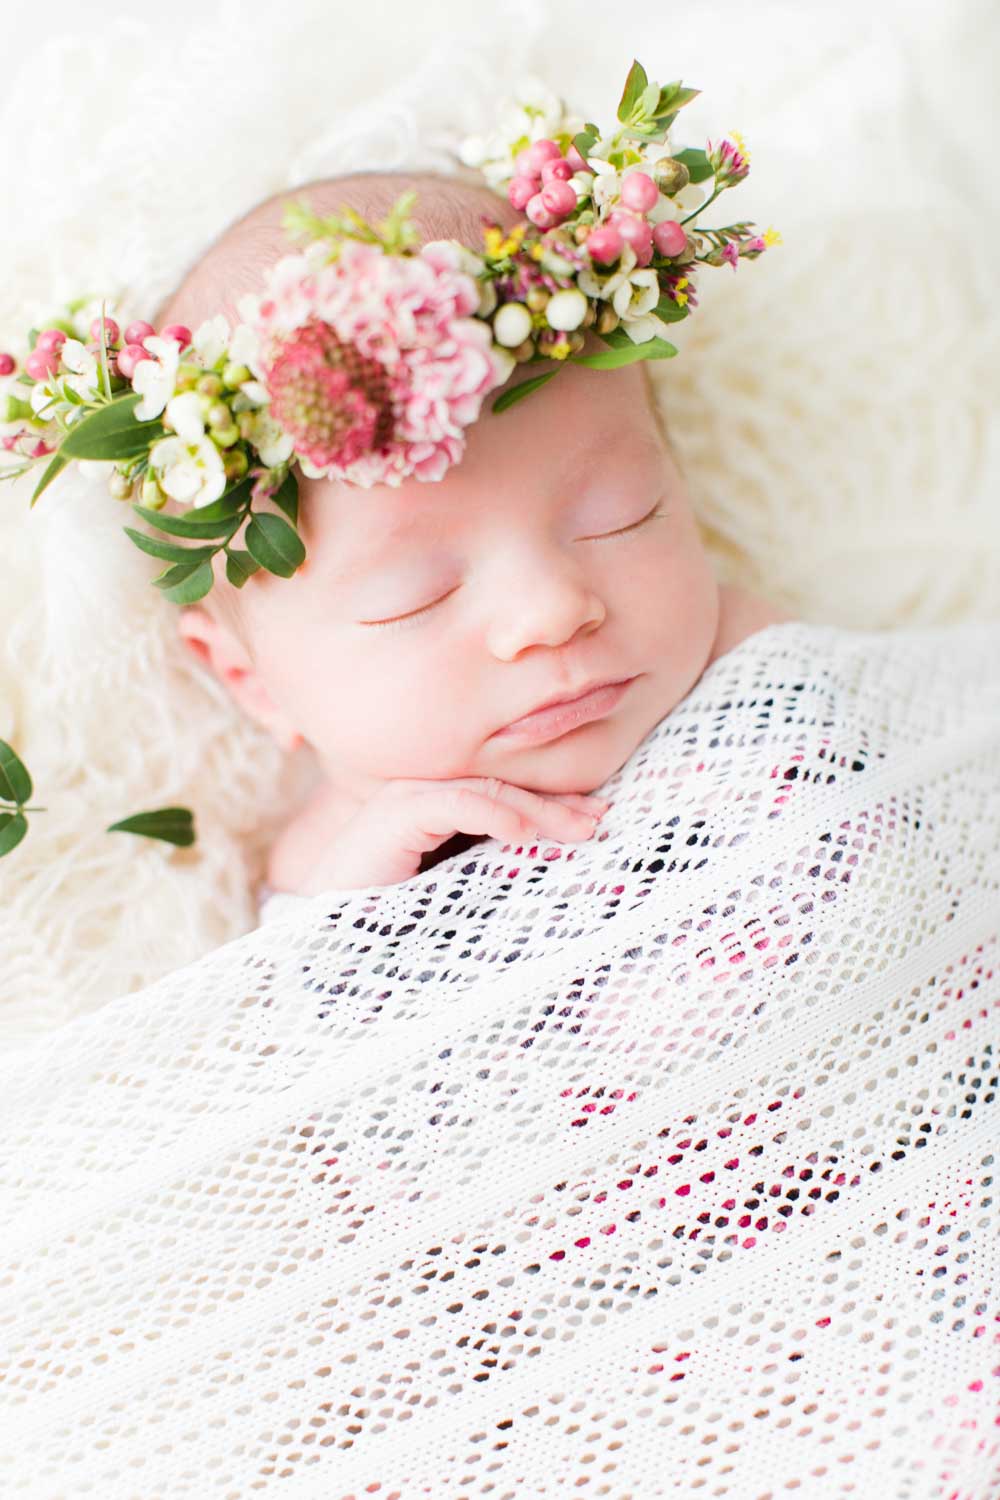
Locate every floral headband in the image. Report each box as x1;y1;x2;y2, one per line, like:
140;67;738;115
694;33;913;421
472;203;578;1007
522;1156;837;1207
0;58;778;857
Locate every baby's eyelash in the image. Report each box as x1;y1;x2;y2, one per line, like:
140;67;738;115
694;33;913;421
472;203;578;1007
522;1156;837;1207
588;498;668;542
361;500;669;632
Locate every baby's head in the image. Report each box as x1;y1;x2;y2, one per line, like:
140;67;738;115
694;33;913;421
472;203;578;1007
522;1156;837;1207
156;169;721;802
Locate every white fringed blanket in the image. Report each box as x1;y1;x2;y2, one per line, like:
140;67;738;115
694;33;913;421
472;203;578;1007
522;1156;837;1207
2;620;999;1497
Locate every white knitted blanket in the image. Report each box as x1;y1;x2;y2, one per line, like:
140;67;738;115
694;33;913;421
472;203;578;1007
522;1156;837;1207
3;619;998;1497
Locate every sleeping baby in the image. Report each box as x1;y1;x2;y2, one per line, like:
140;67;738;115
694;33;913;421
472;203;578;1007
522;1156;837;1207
151;168;794;918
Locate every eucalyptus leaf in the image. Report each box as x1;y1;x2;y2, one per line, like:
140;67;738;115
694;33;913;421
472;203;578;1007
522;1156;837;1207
60;393;165;461
225;548;261;588
106;806;196;847
569;335;678;369
0;738;32;804
0;810;28;858
245;512;306;578
156;558;216;605
29;450;70;509
123;526;218;565
491;369;559;414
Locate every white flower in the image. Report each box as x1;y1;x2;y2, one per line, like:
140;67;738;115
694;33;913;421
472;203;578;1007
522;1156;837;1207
29;379;61;423
148;432;226;508
611;267;660;324
228;322;260;370
577;241;639;300
131;335;181;421
58;337;101;400
242;409;294;469
237;379;270;408
586;155;622;213
164;389;207;442
456;73;586;191
420;239;486;279
191;315;232;369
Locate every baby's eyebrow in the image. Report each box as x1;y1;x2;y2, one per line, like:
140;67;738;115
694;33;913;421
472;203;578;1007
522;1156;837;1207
333;426;664;582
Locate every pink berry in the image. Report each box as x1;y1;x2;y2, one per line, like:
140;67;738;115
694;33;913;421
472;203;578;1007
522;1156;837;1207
116;342;152;379
160;323;192;349
525;192;561;230
586;225;625;265
90;315;120;344
565;144;592;174
540;156;574;185
507;174;539;211
34;328;67;353
539;180;577;218
619;171;659;213
524;138;563;174
653;219;689;258
513;147;539;178
26;348;59;380
124;319;156;345
607;210;653;266
0;353;15;376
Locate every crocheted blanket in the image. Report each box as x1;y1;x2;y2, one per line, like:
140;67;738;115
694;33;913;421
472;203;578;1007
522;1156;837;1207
2;620;998;1496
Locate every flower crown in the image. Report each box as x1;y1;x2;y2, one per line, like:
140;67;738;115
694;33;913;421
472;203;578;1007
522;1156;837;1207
0;58;779;860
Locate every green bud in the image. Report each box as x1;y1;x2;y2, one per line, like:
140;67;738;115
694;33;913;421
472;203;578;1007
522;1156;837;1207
141;474;167;510
0;394;31;423
236;411;256;440
651;157;690;194
222;361;250;389
108;471;133;501
196;373;224;399
223;447;249;480
207;401;232;430
595;304;620;335
175;361;202;390
211;422;240;449
512;337;537;363
525;287;550;313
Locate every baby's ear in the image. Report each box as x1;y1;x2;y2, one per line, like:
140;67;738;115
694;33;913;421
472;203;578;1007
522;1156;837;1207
175;607;304;752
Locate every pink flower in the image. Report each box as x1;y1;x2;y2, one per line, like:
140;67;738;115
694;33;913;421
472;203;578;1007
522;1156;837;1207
245;241;515;486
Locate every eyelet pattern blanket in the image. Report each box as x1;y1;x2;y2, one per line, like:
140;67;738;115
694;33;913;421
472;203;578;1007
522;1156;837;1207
1;620;998;1497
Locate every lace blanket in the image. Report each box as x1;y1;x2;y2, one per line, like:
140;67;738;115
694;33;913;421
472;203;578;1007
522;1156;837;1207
2;620;999;1498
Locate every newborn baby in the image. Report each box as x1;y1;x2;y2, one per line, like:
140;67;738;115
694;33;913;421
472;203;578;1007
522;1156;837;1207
152;168;794;907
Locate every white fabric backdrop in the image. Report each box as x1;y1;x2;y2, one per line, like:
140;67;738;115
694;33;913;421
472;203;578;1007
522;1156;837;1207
0;0;996;1046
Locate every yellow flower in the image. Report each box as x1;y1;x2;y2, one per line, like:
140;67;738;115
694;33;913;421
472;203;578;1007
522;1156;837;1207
763;226;783;246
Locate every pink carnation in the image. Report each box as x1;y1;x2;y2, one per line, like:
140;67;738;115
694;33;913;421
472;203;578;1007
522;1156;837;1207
247;241;515;486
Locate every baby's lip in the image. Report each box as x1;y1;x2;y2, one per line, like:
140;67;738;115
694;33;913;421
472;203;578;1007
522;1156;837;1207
506;675;633;726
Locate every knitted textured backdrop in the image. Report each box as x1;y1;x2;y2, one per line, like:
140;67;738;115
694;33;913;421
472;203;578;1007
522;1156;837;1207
0;0;996;1045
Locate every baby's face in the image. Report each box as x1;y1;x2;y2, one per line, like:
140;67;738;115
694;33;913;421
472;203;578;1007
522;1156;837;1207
222;356;720;801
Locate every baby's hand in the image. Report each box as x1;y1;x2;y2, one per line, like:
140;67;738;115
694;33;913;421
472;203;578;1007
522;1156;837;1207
293;777;610;896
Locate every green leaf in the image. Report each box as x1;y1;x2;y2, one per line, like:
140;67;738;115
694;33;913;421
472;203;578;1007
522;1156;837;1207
0;738;32;804
652;295;690;323
59;392;165;462
657;84;700;116
616;59;649;124
270;469;299;526
106;806;196;847
244;511;306;578
0;810;28;858
490;369;559;414
225;548;261;588
572;128;598;159
638;80;660;118
189;475;254;522
29;450;70;509
570;334;678;369
153;558;215;604
123;526;218;565
672;147;715;185
131;503;242;540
